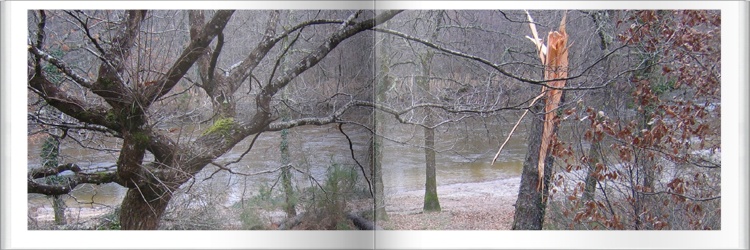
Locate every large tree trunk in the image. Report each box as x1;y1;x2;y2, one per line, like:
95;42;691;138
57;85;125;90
421;12;442;213
512;100;554;230
119;186;173;230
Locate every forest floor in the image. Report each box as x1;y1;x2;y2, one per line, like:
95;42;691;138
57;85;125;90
379;177;520;230
28;205;116;230
29;176;522;230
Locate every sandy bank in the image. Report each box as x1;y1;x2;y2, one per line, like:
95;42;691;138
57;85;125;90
380;177;520;230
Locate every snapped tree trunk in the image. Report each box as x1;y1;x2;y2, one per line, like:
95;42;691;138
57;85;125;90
512;100;554;230
512;11;568;229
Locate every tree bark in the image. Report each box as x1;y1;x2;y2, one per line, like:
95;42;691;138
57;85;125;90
119;186;173;230
583;142;600;201
281;165;297;217
421;12;442;213
52;195;66;225
512;100;554;230
371;134;388;221
280;90;297;218
423;121;441;212
420;73;440;212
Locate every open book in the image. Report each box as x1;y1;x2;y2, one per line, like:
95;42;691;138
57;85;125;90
2;1;748;249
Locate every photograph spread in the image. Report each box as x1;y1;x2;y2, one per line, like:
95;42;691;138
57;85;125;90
1;1;748;249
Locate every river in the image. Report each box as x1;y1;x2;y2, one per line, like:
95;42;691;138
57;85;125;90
28;114;529;220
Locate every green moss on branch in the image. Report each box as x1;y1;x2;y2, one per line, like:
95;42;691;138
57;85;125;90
202;118;235;136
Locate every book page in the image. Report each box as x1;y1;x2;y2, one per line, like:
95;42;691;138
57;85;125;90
4;2;380;249
2;1;748;250
372;1;747;249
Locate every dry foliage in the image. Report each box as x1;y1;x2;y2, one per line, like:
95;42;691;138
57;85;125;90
546;10;720;230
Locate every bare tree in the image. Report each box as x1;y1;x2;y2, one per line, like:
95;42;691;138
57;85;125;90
28;9;400;229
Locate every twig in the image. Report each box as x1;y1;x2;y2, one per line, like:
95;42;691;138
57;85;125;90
338;123;373;197
491;92;544;164
639;191;720;202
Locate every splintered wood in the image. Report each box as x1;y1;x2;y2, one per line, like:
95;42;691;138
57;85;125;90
493;11;569;191
537;13;568;191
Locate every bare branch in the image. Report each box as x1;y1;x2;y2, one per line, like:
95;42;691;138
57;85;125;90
372;27;630;91
223;132;263;168
226;10;281;86
639;191;720;202
28;112;119;136
267;98;523;132
28;46;94;88
338;123;372;197
63;10;107;58
269;19;344;43
146;10;235;104
259;10;403;104
32;10;46;72
208;32;224;83
28;165;118;196
28;74;120;131
29;163;83;179
492;93;544;164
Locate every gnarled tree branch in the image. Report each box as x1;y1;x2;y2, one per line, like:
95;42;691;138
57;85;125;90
28;164;118;196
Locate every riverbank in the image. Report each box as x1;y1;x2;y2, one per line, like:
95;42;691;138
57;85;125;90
28;205;116;230
29;176;522;230
379;177;520;230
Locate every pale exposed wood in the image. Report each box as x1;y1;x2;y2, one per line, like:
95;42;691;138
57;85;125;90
508;11;569;191
524;10;547;64
536;12;569;191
